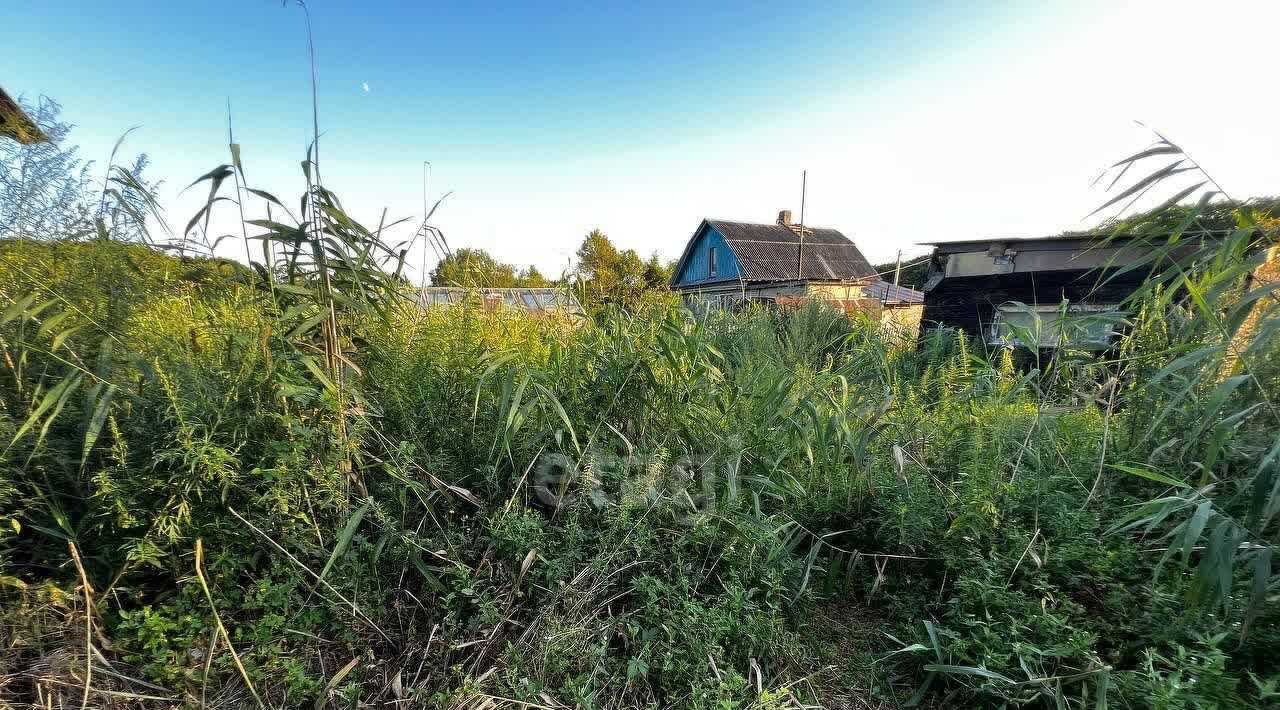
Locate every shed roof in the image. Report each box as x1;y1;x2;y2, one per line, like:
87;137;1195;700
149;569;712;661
863;280;925;304
919;231;1232;255
417;287;583;313
0;86;47;145
674;219;878;285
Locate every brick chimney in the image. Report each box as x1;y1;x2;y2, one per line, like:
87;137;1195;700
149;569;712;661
777;209;792;226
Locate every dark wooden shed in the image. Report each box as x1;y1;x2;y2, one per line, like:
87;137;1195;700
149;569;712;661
919;233;1219;348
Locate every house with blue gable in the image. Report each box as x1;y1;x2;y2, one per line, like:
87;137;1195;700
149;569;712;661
670;210;924;329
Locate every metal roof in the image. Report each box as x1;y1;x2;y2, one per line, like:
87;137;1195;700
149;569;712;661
417;287;583;313
863;280;925;304
920;231;1231;254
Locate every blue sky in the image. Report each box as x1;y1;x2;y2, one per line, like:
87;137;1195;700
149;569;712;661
5;1;1279;280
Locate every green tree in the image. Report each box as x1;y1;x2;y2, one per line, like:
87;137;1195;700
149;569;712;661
642;252;674;288
430;247;517;287
574;228;620;308
516;265;553;287
616;247;647;301
430;249;556;289
572;229;671;310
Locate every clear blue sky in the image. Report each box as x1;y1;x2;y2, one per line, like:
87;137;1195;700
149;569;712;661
5;1;1278;280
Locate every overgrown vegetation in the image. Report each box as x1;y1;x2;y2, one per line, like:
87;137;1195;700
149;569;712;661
427;230;674;315
2;85;1279;710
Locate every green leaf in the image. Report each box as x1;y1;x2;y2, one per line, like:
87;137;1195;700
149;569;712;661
10;375;82;447
246;188;285;208
924;620;943;663
791;542;821;602
1089;160;1195;217
35;309;74;340
1181;501;1213;566
924;664;1017;684
1146;346;1220;386
81;383;115;466
879;643;931;662
1109;143;1180;168
272;282;316;297
1;294;38;325
409;552;445;592
1109;463;1187;489
534;383;580;456
183;164;233;192
289;310;328;340
36;376;82;447
300;355;337;393
320;498;370;581
905;672;937;707
1242;547;1272;640
626;656;649;680
49;324;84;352
1149;180;1208;216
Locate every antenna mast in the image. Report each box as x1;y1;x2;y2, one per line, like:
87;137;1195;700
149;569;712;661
796;170;807;279
800;169;807;226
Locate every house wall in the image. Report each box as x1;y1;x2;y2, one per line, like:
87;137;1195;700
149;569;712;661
673;224;743;287
921;268;1147;338
682;280;921;337
805;283;866;300
681;281;869;305
678;281;807;309
881;304;924;337
743;283;809;299
944;244;1149;278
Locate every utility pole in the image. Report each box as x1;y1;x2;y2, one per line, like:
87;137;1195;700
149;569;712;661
796;170;807;278
893;249;903;287
799;170;807;227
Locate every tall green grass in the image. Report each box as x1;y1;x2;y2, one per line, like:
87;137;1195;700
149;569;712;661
1;120;1278;709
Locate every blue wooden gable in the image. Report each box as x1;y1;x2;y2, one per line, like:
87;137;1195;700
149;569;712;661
671;222;742;287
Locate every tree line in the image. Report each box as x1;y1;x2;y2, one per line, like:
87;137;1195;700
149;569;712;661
430;228;675;311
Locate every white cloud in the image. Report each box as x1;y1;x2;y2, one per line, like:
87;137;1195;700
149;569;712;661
361;82;369;93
